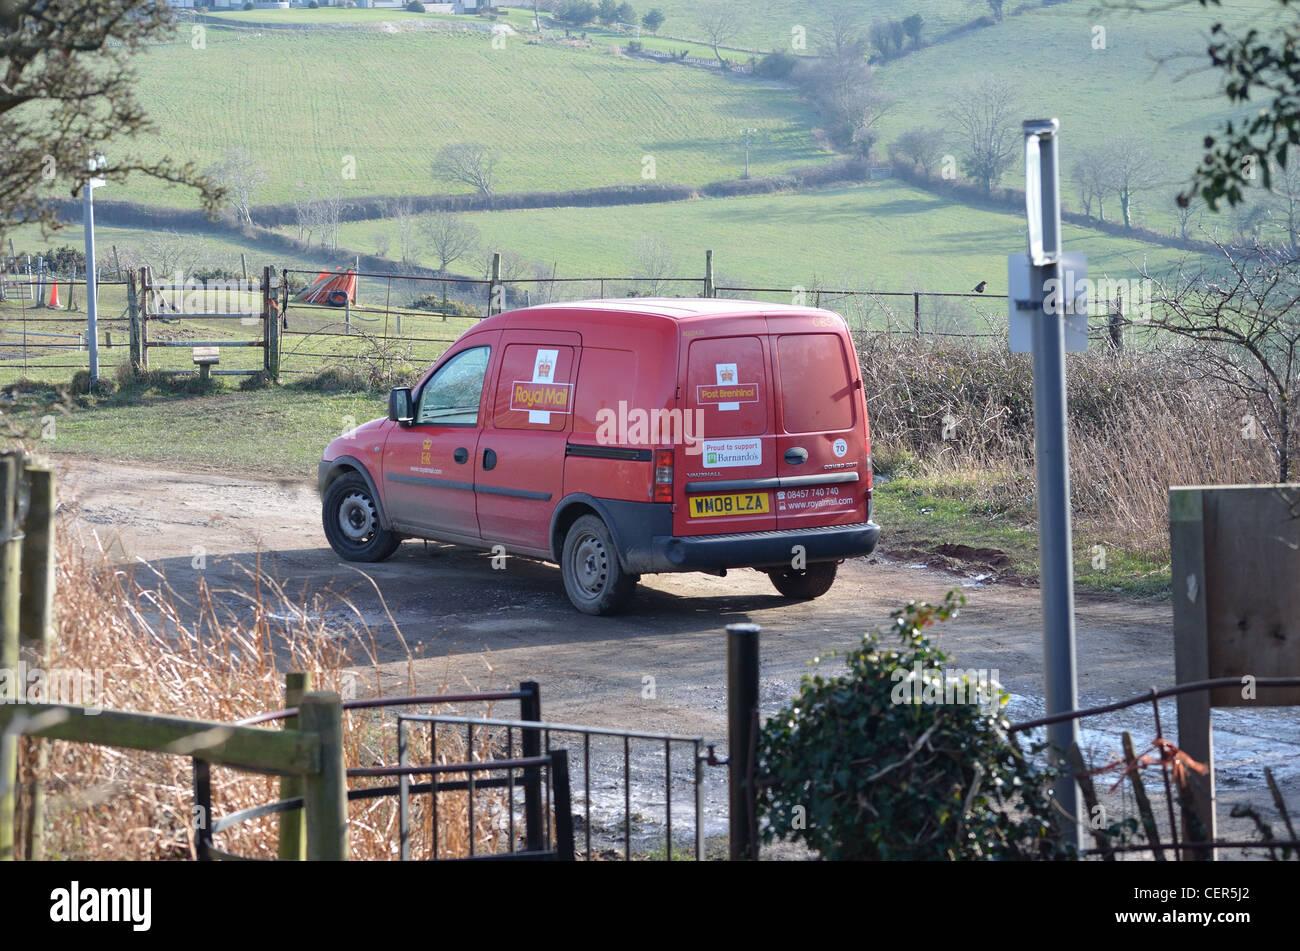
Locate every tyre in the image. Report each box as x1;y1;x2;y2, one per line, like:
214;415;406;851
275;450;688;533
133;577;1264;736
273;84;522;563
768;561;838;600
322;472;400;562
560;514;638;615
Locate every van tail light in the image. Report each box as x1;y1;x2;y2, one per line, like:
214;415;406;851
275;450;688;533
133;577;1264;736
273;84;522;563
653;448;674;503
865;453;873;492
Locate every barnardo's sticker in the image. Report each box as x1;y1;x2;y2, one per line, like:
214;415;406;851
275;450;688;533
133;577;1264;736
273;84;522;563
832;437;848;458
702;437;762;468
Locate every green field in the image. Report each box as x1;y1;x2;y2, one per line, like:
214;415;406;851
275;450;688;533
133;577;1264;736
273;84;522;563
321;179;1199;291
103;25;834;207
872;1;1283;234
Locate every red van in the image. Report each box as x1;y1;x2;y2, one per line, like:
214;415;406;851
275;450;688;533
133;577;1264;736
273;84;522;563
318;299;880;614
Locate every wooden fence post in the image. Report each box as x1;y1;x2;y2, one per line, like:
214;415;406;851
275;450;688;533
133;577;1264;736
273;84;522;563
140;267;151;370
0;454;20;861
18;463;54;861
704;250;715;298
127;270;141;374
488;252;502;316
913;292;921;337
263;266;281;382
1108;295;1125;350
278;671;311;860
299;691;347;861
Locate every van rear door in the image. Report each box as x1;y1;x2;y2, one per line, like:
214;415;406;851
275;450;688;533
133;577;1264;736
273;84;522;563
769;319;868;530
674;326;778;535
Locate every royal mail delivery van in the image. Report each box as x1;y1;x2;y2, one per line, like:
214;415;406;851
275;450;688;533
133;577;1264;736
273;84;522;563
318;299;881;614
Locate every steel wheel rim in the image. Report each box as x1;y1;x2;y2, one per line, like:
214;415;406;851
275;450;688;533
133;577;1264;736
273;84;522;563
339;491;377;543
570;531;608;599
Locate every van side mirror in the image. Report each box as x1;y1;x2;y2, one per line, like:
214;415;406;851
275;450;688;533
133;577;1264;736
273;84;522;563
388;387;413;425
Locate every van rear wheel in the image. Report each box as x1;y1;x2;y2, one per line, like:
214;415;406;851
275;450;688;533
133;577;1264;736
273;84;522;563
768;561;838;600
561;514;638;615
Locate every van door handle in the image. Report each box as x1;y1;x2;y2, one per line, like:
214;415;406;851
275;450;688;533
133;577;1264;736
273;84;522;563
482;448;497;471
784;447;808;465
453;447;468;464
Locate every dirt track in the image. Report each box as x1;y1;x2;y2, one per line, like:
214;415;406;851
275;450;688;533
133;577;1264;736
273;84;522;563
57;457;1300;853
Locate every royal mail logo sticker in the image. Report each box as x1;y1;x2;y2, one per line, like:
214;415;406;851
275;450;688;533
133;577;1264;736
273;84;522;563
511;381;572;414
702;438;762;469
518;348;568;422
708;363;759;411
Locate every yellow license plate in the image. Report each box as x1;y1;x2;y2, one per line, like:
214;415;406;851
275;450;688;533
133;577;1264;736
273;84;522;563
688;492;770;518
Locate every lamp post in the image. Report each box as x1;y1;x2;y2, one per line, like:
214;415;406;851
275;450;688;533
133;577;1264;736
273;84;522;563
741;128;757;179
83;153;107;385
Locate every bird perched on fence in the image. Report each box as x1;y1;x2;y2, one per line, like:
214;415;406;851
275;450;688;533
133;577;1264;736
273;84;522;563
972;281;987;293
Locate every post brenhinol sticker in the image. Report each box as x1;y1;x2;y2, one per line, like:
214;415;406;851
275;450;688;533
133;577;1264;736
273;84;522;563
702;438;762;468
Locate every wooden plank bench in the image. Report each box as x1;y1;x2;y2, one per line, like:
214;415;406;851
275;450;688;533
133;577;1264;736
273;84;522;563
193;346;219;381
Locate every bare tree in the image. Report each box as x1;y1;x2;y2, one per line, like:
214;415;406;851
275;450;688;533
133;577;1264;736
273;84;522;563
1144;238;1300;481
0;0;220;238
373;232;392;259
891;127;946;175
1269;158;1300;251
483;248;529;283
1174;194;1201;241
208;147;267;228
630;236;674;295
421;210;481;273
804;17;884;156
433;143;501;198
384;198;421;265
293;188;321;246
1073;150;1115;222
943;80;1019;193
139;230;210;281
818;4;865;60
303;186;345;252
698;1;743;67
1106;135;1157;230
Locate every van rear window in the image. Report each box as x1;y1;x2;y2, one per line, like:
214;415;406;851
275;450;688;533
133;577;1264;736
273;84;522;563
686;336;768;436
776;334;854;434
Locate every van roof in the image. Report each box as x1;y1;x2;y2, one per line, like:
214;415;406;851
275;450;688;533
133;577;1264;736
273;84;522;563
495;298;841;322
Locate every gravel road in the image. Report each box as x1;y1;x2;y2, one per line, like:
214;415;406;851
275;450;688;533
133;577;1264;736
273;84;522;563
56;458;1300;858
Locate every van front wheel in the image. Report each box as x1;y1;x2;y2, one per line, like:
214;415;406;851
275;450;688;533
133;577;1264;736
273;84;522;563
322;473;400;563
561;515;638;615
768;562;838;600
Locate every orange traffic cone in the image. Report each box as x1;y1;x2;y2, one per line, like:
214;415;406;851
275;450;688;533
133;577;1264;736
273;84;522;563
47;282;60;308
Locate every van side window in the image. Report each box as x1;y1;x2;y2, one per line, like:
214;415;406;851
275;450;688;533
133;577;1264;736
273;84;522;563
417;346;490;426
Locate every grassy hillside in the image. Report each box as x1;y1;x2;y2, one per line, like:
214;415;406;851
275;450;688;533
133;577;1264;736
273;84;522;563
111;25;833;207
872;0;1283;235
320;179;1198;291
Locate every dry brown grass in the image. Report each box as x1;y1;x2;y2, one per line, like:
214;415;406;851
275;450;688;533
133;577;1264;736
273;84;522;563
15;518;515;860
860;336;1277;559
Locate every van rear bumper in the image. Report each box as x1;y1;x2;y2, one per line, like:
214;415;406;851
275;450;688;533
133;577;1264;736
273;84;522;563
631;521;881;574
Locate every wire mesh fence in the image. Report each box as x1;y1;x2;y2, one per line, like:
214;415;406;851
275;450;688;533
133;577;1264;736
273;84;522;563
0;264;1161;384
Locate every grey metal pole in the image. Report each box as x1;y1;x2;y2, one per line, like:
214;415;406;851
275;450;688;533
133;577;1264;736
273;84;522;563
726;622;760;860
83;182;100;385
1023;120;1081;849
